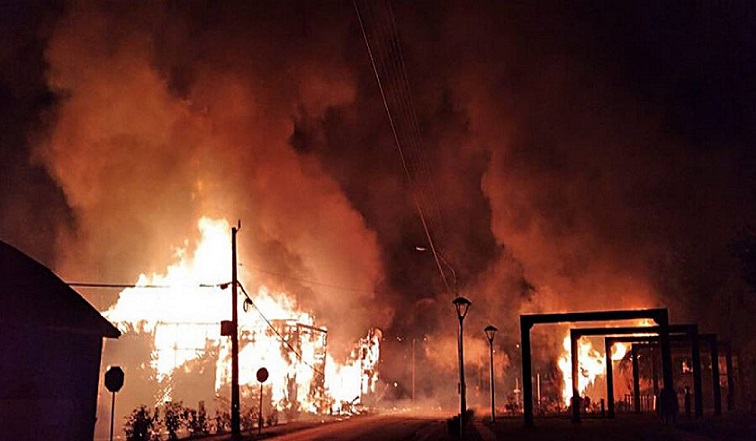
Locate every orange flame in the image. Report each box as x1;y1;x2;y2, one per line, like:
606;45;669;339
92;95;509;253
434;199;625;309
557;319;657;405
103;217;378;412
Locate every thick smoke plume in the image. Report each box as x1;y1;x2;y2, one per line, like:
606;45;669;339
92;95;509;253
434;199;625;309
37;1;386;351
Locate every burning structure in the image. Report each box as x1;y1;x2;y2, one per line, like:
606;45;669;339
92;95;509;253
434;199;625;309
96;218;381;435
269;319;329;413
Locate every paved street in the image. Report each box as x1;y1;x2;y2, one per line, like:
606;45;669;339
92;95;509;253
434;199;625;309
475;413;756;441
190;410;756;441
266;414;442;441
255;411;755;441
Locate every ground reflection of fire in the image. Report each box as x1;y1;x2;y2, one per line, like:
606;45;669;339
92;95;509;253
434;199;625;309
103;216;379;415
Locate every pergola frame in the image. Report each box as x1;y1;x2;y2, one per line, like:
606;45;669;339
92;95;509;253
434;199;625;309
570;325;703;423
568;324;700;421
606;335;701;417
612;333;732;416
519;308;671;427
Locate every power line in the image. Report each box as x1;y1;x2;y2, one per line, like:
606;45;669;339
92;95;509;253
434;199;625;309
68;269;377;295
244;265;376;294
76;279;332;378
68;282;226;289
238;282;326;379
353;0;451;292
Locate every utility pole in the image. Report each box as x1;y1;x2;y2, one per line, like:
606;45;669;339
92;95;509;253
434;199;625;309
231;224;241;439
412;338;416;402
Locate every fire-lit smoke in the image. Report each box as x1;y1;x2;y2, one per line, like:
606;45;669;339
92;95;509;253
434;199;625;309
38;1;386;352
33;2;390;435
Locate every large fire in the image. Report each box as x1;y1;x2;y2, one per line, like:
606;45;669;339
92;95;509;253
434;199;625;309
557;334;606;405
556;324;653;405
103;217;379;414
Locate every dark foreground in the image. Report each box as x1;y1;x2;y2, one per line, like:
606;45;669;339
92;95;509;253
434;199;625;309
193;411;756;441
476;413;756;441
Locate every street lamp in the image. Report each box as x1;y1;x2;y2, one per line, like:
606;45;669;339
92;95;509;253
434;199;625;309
484;325;498;423
452;296;471;438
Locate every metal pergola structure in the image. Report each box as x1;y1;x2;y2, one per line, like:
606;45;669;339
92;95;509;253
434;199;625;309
570;324;735;419
519;308;672;427
628;334;735;416
569;324;701;421
606;333;734;417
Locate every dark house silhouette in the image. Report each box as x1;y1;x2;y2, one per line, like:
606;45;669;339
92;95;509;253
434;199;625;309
0;240;120;440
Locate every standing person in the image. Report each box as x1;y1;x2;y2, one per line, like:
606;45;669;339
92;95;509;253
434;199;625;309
684;386;691;418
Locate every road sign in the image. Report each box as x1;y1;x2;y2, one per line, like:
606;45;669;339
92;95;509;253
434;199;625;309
105;366;124;393
256;367;269;383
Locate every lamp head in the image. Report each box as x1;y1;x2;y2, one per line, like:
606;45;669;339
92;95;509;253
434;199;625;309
452;296;472;320
484;324;498;342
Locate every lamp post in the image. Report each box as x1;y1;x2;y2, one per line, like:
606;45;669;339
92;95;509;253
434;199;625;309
484;325;498;423
452;296;471;438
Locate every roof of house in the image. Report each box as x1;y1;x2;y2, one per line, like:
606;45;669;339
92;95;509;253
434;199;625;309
0;240;120;338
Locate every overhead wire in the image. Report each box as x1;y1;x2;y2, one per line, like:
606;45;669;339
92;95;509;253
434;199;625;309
353;0;452;291
363;1;449;271
68;282;226;289
385;4;448;246
355;1;448;282
366;0;447;247
244;265;377;294
67;266;377;295
72;282;333;379
237;282;326;379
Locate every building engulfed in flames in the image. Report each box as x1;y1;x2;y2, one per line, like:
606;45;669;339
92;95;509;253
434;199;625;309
101;217;381;420
270;320;329;413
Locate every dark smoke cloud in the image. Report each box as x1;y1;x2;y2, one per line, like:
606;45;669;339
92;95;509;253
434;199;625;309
30;1;388;354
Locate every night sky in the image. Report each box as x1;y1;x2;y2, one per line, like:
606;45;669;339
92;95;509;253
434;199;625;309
1;0;755;399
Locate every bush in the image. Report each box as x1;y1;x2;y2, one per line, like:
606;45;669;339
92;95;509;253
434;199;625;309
186;406;210;437
163;402;185;440
124;405;161;441
446;408;475;437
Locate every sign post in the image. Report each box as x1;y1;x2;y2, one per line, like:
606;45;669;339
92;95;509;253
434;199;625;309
104;366;125;441
256;367;269;436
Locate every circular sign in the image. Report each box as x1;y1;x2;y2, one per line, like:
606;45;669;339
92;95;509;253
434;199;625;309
256;367;269;383
105;366;125;393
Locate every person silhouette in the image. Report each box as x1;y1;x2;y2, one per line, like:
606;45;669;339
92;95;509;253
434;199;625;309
684;386;691;418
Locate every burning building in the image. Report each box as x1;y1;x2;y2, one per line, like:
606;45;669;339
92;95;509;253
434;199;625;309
269;319;328;414
95;218;381;436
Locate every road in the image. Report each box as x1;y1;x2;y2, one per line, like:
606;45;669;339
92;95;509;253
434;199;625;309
265;414;445;441
266;412;756;441
192;411;756;441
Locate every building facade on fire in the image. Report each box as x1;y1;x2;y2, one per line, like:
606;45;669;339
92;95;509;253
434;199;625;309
0;240;120;440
